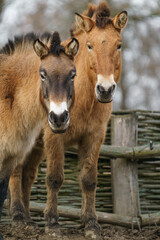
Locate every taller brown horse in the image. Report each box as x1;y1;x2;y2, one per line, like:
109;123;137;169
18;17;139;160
0;32;79;240
9;2;128;239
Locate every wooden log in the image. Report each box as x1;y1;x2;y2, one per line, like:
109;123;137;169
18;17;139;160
67;143;160;159
4;201;160;228
140;212;160;226
111;114;140;217
2;200;139;228
5;201;160;228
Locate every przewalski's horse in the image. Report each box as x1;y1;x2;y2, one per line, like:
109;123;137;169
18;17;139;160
8;2;128;239
44;3;127;238
0;32;78;240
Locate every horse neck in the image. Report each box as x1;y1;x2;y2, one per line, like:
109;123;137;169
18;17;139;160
11;51;46;122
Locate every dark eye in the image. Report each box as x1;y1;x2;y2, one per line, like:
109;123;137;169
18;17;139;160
117;44;122;50
88;45;92;50
71;71;76;82
40;73;46;81
87;43;93;50
70;69;76;82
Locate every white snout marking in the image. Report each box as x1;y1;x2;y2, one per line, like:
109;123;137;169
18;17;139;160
50;101;68;115
97;74;116;90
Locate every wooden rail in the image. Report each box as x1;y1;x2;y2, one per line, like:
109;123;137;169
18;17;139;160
28;202;160;228
67;143;160;160
4;201;160;229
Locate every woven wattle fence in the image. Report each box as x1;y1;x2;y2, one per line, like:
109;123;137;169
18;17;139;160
2;110;160;228
136;110;160;214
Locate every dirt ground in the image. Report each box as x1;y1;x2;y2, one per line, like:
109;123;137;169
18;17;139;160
1;223;160;240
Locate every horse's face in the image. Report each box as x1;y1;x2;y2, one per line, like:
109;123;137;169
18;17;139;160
39;54;76;133
75;10;128;103
86;26;122;103
34;33;79;133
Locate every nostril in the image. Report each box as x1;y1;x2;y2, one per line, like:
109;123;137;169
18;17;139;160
112;84;116;92
97;85;105;94
108;84;116;94
49;111;55;123
49;111;59;125
61;110;69;123
64;111;69;121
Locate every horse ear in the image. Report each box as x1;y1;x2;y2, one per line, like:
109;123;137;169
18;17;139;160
65;38;79;59
75;13;94;32
33;39;49;58
112;11;128;31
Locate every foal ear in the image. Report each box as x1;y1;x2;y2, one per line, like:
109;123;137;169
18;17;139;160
112;11;128;31
75;13;94;32
33;39;49;58
65;38;79;59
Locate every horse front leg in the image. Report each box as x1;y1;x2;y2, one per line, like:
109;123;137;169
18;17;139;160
0;175;10;240
44;127;64;236
9;164;25;224
78;133;105;240
9;134;44;226
22;141;44;224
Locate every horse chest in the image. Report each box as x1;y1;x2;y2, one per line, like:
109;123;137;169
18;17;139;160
65;102;110;145
19;119;45;158
1;119;44;168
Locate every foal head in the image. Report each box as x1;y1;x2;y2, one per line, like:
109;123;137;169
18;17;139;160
73;2;128;103
33;32;79;133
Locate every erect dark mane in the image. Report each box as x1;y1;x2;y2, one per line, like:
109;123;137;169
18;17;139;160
95;1;111;28
70;1;111;37
49;32;65;56
0;32;52;56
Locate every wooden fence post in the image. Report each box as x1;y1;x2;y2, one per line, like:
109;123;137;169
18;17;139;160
111;114;140;217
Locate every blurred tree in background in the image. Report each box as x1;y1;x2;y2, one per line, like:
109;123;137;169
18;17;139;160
0;0;160;111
